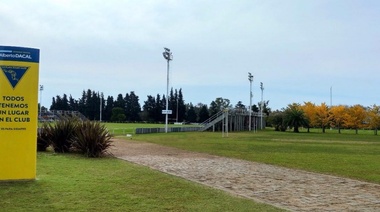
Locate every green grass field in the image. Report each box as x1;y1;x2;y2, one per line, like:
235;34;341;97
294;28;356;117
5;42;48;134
105;123;201;135
130;128;380;184
3;123;379;211
0;152;281;211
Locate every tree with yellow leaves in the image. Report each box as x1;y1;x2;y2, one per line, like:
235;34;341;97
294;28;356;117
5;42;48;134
329;105;347;134
315;103;330;133
343;104;367;134
301;102;317;132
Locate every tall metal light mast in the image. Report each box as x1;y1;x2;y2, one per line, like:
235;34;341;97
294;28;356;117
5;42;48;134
163;48;173;133
248;73;253;131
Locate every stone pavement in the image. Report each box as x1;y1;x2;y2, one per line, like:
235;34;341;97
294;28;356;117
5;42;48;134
110;139;380;212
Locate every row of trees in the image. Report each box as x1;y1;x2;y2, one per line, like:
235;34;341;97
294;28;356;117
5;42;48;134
49;89;269;123
268;102;380;134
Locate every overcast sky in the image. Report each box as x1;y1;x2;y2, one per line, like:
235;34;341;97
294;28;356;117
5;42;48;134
1;0;379;110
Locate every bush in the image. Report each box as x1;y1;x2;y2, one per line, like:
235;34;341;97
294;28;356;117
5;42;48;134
37;123;51;151
48;118;79;153
71;121;113;158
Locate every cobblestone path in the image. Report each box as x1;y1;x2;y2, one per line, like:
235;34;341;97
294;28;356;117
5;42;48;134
110;139;380;211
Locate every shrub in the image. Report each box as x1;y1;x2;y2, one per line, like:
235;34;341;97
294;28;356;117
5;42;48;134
37;123;51;151
48;118;79;153
71;121;113;158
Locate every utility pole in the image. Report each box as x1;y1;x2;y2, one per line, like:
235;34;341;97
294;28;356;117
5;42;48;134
248;72;253;131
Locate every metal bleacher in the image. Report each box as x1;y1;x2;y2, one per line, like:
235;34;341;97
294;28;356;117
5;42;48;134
38;109;88;122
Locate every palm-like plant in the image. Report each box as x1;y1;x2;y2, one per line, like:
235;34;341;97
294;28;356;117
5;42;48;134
37;123;51;151
71;121;113;157
48;118;79;153
284;103;309;133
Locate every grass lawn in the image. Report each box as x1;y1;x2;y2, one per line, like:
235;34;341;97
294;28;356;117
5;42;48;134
105;123;201;136
131;129;380;184
0;152;282;212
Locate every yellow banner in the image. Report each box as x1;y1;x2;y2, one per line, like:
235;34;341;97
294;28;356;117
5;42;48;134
0;46;39;180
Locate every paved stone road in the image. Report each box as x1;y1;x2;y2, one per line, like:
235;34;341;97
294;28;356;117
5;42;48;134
110;139;380;212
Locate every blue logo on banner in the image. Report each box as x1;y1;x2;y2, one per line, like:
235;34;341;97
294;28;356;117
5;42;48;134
0;66;29;89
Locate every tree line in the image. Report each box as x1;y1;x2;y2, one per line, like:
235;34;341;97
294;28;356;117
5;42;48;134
49;88;270;123
268;102;380;134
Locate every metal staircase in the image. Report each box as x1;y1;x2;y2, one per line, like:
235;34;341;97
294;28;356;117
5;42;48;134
199;110;227;131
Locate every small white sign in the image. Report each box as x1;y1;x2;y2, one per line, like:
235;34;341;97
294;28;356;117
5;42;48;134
162;110;172;114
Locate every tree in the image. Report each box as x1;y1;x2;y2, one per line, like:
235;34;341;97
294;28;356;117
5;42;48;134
157;94;165;122
235;101;246;110
177;89;186;122
344;105;367;134
111;107;126;122
50;97;57;110
329;105;347;134
125;91;141;122
114;94;125;109
78;90;87;116
186;103;197;123
68;95;78;111
85;89;95;120
367;105;380;135
209;97;231;116
301;102;316;132
284;103;308;133
50;94;70;111
198;104;210;123
251;104;259;113
267;110;286;131
143;95;156;122
315;103;330;133
104;96;114;121
209;101;219;117
169;88;177;121
61;94;69;110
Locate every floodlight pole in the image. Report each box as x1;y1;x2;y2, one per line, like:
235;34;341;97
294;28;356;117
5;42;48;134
39;85;43;119
163;48;173;133
260;82;264;130
248;73;253;131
